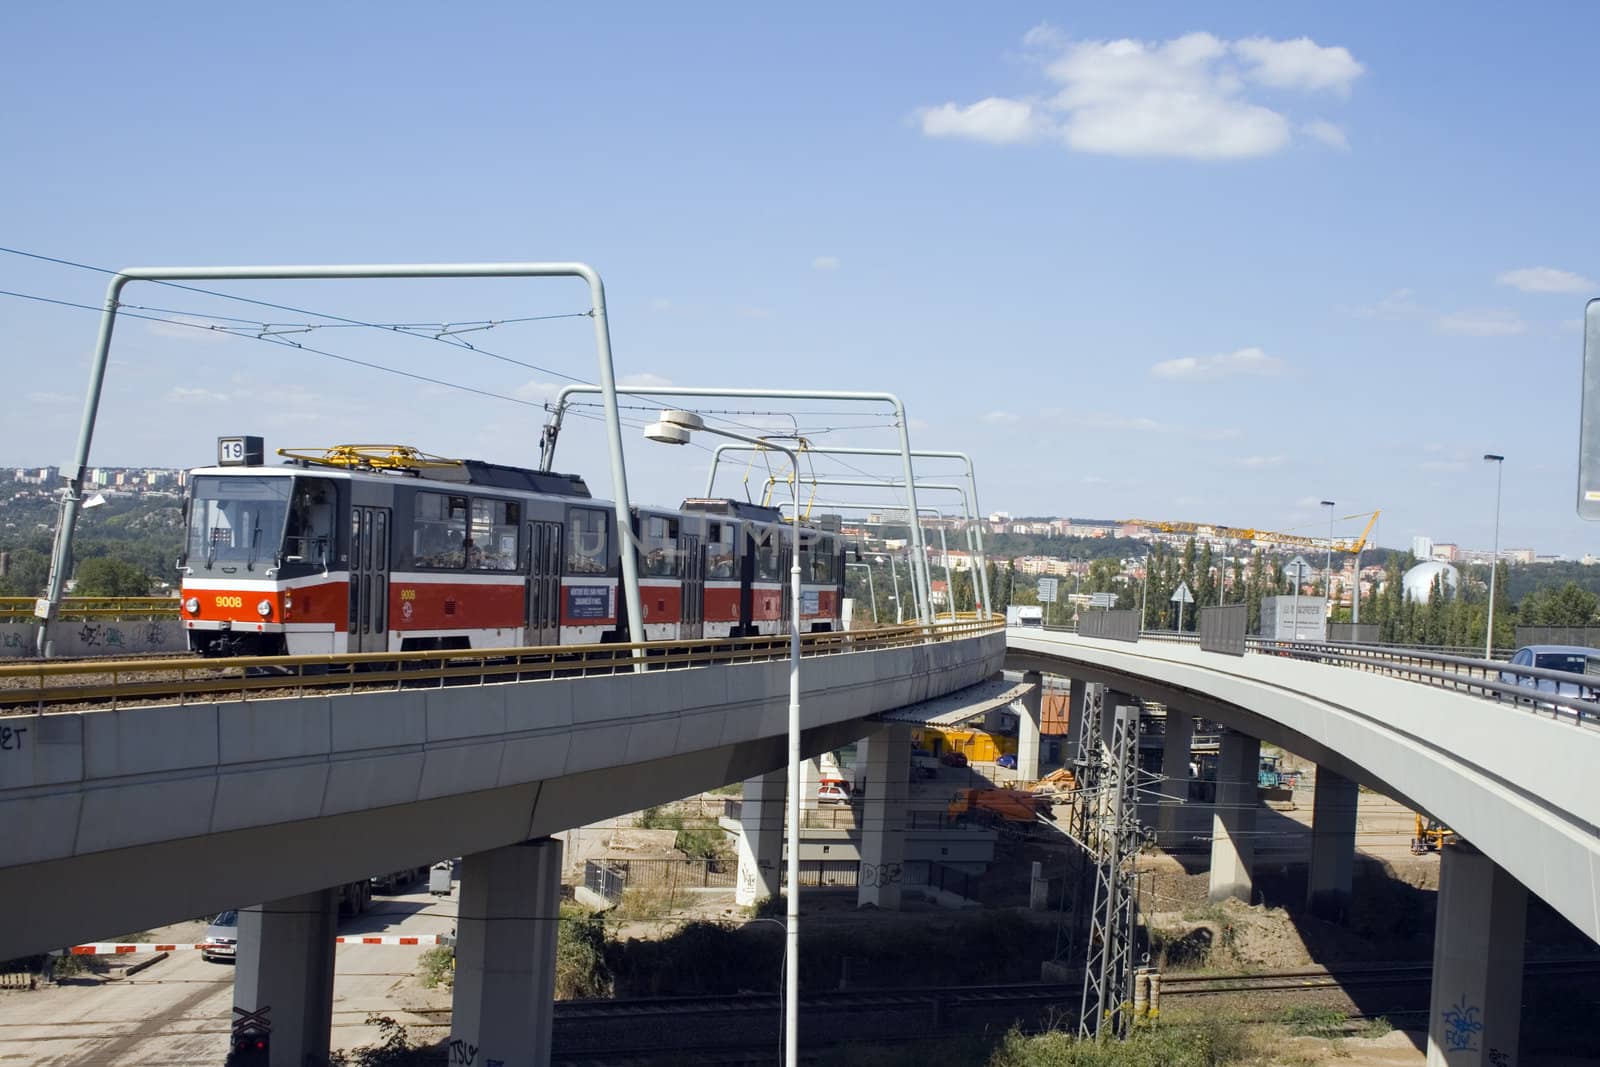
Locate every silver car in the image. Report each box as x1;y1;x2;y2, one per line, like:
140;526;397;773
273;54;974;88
202;910;238;962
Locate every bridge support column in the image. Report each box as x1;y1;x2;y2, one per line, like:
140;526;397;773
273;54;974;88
233;888;338;1067
735;770;785;907
1208;730;1259;903
1017;671;1042;780
451;837;563;1067
1426;845;1526;1067
1156;708;1194;849
858;723;910;909
1306;767;1358;920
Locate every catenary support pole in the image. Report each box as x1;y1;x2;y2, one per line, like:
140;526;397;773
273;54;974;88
543;386;934;625
40;263;646;663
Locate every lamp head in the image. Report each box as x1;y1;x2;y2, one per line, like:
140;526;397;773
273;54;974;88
1320;500;1335;508
643;421;692;446
658;409;705;431
1484;453;1504;463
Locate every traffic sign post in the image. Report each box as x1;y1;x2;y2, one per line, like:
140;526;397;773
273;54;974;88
1170;581;1194;632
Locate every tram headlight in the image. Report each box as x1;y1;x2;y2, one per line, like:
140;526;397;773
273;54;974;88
185;597;200;615
257;599;273;618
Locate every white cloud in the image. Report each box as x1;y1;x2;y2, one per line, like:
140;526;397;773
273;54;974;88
982;410;1020;424
917;97;1043;145
1302;119;1348;150
1234;455;1286;468
170;386;232;404
618;372;674;389
1495;267;1597;294
1194;426;1244;441
1150;346;1283;380
514;380;564;402
1233;36;1364;95
1435;310;1527;337
812;256;841;271
916;30;1363;160
736;306;771;319
1351;287;1420;319
650;297;672;311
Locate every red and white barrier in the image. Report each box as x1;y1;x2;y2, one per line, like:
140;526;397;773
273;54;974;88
63;934;448;955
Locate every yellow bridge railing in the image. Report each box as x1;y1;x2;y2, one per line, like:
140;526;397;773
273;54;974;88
0;615;1004;711
0;597;181;623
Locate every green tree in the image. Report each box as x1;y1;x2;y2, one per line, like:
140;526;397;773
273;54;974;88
0;548;51;597
71;556;151;596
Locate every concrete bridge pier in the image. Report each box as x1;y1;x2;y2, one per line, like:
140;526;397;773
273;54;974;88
1208;729;1259;903
451;837;564;1067
1426;844;1527;1067
1016;671;1042;780
734;770;785;907
1156;708;1194;849
857;723;910;909
1306;767;1359;920
233;887;338;1067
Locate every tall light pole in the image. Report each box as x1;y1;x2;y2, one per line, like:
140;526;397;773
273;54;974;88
1485;454;1505;658
1139;552;1151;633
846;562;877;625
644;411;803;1067
1320;501;1336;615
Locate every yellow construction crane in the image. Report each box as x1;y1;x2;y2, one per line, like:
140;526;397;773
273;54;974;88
1122;510;1380;554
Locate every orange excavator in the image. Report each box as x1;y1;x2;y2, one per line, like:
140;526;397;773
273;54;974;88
948;788;1050;825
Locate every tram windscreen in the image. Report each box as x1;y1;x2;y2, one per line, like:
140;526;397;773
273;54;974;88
187;475;293;568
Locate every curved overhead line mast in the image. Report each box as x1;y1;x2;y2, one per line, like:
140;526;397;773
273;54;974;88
37;261;647;666
540;385;934;626
707;443;994;616
763;476;985;624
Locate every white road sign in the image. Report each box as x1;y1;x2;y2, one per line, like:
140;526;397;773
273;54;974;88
1170;581;1194;604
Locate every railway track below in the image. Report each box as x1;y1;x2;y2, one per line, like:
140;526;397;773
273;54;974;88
547;958;1600;1064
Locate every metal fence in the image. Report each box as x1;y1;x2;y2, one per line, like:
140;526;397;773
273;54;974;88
583;857;737;902
1077;610;1139;643
1327;623;1379;644
1198;605;1246;656
1515;626;1600;648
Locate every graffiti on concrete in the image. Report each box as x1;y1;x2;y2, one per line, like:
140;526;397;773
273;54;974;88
1441;993;1483;1052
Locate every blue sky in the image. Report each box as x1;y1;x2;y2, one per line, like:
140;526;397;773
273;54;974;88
2;3;1598;556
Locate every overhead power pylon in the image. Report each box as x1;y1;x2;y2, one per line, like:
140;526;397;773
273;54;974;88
1078;699;1145;1040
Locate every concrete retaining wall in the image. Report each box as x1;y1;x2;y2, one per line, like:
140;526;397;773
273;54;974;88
0;620;187;658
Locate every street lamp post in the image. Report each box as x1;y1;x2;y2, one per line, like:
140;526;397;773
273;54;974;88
1139;552;1151;632
1320;500;1336;618
644;411;803;1067
846;562;877;625
1485;454;1505;658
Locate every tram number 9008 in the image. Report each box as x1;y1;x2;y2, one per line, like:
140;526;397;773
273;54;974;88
214;595;244;609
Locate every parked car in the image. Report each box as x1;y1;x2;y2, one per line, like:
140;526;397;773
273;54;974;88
817;783;850;804
996;753;1018;770
940;751;968;768
1500;645;1600;700
202;910;238;963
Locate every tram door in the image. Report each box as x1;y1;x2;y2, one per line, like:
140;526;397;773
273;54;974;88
348;507;391;653
526;520;562;646
680;533;703;639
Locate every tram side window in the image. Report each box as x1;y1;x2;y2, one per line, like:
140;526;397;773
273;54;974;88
566;507;610;574
806;535;836;583
705;522;736;579
752;525;784;583
642;516;680;577
284;478;337;566
469;498;521;571
413;492;468;569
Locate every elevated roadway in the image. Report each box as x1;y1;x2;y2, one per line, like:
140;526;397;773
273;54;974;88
1007;625;1600;1066
0;619;1003;961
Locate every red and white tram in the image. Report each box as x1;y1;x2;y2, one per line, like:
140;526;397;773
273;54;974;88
178;440;845;657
